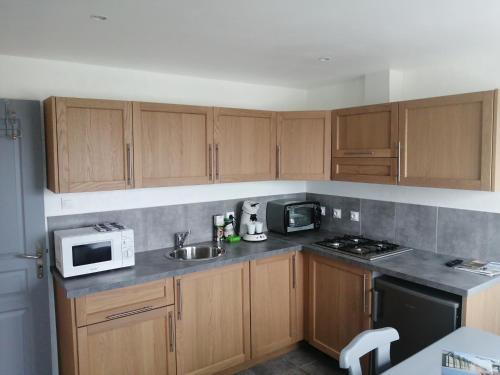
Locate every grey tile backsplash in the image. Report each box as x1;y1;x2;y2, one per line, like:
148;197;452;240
47;193;306;254
47;191;500;261
307;193;500;261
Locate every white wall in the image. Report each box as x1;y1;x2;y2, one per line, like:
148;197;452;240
305;77;365;110
0;54;309;216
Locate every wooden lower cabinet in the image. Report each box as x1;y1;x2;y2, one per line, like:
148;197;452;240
77;305;176;375
250;252;303;358
307;255;372;359
174;263;251;375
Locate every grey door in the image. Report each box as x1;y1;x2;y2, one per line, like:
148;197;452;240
0;100;52;375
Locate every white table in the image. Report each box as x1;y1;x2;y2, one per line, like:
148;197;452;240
383;327;500;375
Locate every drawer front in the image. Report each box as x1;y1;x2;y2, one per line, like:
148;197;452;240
75;278;174;326
332;157;397;185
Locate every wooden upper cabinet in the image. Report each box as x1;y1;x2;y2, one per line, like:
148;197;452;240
308;255;371;361
277;111;331;180
250;252;302;358
174;263;250;375
214;108;276;182
399;90;497;191
44;97;133;193
332;103;398;157
132;102;214;188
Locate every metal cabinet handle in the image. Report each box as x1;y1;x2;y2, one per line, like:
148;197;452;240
343;151;375;156
105;306;153;320
215;144;220;180
397;141;401;182
292;254;296;289
126;143;132;185
363;274;367;315
176;280;182;320
208;144;213;181
276;145;281;178
168;311;174;352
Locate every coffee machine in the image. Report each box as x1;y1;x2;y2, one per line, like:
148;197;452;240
239;200;267;242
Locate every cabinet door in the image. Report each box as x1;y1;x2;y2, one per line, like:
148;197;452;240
399;91;495;190
332;103;398;157
51;98;133;192
308;255;371;359
277;111;331;180
250;252;301;358
332;157;397;185
133;102;214;188
77;306;176;375
175;263;250;375
214;108;276;182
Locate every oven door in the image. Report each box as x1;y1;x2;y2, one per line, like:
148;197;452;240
61;235;122;277
286;204;319;232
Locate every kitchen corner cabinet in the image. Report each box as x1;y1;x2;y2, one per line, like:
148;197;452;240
214;107;276;182
277;111;331;180
307;255;372;360
174;263;251;375
250;252;303;358
399;90;497;190
44;97;133;193
133;102;214;188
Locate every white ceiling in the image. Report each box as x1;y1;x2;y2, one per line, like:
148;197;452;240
1;0;500;88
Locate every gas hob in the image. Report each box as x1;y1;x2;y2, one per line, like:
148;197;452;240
315;235;412;261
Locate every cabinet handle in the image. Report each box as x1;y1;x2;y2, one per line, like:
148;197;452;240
126;143;132;185
292;254;296;289
176;279;182;320
168;311;174;352
215;144;220;180
363;274;367;315
343;151;375;156
276;145;281;178
208;144;213;181
105;305;153;320
397;141;401;182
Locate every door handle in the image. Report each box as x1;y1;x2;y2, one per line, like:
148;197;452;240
215;144;220;180
292;254;296;289
276;145;281;178
126;143;132;186
397;141;401;182
168;311;175;352
363;274;367;315
343;151;375;156
208;144;213;181
18;249;44;279
176;279;182;320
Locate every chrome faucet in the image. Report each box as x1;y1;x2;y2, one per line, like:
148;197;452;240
174;230;190;249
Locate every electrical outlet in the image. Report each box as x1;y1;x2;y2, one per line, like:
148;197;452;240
320;206;326;216
61;198;75;210
333;208;342;219
350;210;360;222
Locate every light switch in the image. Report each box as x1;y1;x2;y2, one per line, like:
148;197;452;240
350;211;360;222
320;206;326;216
333;208;342;219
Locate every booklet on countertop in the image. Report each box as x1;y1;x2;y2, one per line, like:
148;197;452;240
454;260;500;277
442;349;500;374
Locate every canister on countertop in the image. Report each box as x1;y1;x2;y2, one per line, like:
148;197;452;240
213;214;224;243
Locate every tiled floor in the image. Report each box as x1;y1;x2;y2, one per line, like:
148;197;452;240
237;343;348;375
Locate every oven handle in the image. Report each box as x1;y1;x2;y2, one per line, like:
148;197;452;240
372;289;382;323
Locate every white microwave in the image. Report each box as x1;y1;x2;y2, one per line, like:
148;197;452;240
54;225;135;278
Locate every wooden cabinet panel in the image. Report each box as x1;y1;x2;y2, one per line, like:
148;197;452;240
332;103;398;157
332;157;397;185
308;255;371;359
399;91;496;190
75;279;174;327
277;111;331;180
44;97;133;192
133;102;214;187
250;252;301;358
175;263;250;375
214;108;276;182
77;306;176;375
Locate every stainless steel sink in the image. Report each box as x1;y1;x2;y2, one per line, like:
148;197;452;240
166;246;225;261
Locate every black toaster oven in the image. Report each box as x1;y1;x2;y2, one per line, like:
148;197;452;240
266;199;321;234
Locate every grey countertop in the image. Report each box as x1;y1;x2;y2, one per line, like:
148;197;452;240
54;229;500;299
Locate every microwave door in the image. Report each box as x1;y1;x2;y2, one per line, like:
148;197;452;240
72;241;112;267
287;205;316;232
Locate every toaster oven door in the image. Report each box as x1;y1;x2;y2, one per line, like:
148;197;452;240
286;204;319;232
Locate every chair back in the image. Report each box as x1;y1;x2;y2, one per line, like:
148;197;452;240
339;327;399;375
